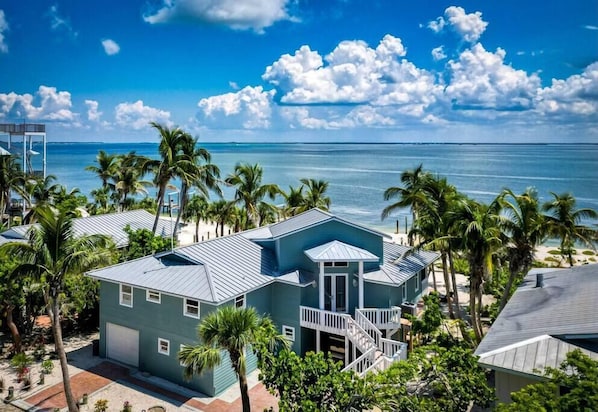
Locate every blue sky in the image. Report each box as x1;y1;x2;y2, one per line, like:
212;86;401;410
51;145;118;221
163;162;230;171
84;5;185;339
0;0;597;142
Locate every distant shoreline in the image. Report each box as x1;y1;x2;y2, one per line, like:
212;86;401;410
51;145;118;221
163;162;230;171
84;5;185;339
40;141;598;146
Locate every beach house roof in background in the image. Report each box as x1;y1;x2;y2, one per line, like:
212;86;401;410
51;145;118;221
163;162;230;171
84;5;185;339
476;264;598;375
1;209;176;248
242;208;390;241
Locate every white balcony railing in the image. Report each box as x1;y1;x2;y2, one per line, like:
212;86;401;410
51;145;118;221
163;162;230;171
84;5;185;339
357;307;402;330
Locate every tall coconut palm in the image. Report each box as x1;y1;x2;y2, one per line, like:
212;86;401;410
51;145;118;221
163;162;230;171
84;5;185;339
172;134;221;232
450;198;503;343
85;150;118;190
497;188;546;311
178;306;288;412
382;164;430;231
300;178;331;211
0;206;114;412
148;122;189;233
543;192;597;266
225;163;281;229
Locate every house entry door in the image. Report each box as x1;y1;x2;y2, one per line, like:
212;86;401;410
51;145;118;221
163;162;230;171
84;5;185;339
324;274;348;313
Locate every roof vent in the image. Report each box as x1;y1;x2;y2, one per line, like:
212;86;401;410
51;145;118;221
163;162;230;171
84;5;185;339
535;273;544;288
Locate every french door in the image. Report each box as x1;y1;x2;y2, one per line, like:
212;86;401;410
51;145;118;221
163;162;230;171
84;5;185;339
324;273;348;313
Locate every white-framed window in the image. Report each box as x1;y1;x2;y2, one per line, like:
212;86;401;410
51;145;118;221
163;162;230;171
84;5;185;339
184;298;200;318
415;277;419;292
119;284;133;307
146;290;161;304
402;284;407;301
235;295;246;309
282;325;295;342
158;338;170;355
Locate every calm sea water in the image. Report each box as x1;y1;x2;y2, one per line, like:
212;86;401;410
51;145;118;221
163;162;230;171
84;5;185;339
25;142;598;233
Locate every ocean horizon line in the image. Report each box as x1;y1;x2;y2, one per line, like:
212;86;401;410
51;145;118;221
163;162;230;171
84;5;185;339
42;141;598;146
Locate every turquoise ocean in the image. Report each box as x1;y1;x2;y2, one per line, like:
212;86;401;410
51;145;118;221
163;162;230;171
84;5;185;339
32;142;598;233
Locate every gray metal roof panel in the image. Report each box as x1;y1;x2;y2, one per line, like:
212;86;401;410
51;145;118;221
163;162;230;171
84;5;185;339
478;335;598;376
475;264;598;356
1;210;174;248
268;208;333;238
305;240;379;262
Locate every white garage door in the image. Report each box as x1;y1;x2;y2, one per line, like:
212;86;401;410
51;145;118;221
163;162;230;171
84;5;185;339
106;323;139;367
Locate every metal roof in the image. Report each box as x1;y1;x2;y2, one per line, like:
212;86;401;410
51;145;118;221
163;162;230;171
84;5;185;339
478;334;598;377
305;240;379;262
89;234;277;304
475;264;598;362
1;210;175;248
364;242;439;286
276;269;317;286
242;208;390;241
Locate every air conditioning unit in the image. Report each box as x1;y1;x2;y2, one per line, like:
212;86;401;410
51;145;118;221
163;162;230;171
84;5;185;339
401;302;417;317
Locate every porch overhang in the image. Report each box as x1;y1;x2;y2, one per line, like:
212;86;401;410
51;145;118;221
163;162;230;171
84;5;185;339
304;240;379;262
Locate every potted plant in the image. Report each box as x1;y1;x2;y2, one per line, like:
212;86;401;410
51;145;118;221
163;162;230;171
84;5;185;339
22;372;32;390
10;353;33;382
41;359;54;375
122;400;132;412
94;399;108;412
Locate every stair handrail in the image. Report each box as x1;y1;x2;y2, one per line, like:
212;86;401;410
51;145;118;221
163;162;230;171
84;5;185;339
346;317;376;352
354;310;382;348
342;347;376;375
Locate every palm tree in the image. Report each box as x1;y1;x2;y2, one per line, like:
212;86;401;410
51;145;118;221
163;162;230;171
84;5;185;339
543;192;597;266
300;178;331;211
85;150;118;190
225;163;281;229
148;122;188;234
172;134;221;232
450;198;503;343
178;306;288;412
209;199;234;237
113;152;152;211
182;194;209;242
0;206;114;411
497;188;546;311
282;184;305;217
0;154;24;227
382;164;430;233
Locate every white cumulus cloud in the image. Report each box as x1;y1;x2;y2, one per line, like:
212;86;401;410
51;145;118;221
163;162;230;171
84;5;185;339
262;34;438;109
114;100;172;130
102;39;120;55
0;10;8;53
431;46;446;61
536;62;598;117
0;86;76;121
445;43;541;110
143;0;295;33
429;6;488;43
85;100;103;121
197;86;275;129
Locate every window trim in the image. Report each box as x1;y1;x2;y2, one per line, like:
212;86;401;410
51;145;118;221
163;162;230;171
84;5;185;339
184;298;200;318
158;338;170;355
415;276;420;292
235;294;246;309
324;261;348;267
146;289;161;304
282;325;295;342
119;284;133;307
179;344;187;366
402;284;407;301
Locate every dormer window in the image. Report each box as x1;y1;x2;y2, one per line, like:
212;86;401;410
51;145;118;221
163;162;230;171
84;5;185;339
324;262;348;267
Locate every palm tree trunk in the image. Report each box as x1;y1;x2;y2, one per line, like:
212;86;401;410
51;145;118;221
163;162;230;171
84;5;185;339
49;300;79;412
440;252;454;318
470;274;483;343
447;248;461;319
5;303;22;354
430;265;438;292
153;185;166;234
239;369;251;412
173;184;188;235
195;220;200;242
499;268;517;313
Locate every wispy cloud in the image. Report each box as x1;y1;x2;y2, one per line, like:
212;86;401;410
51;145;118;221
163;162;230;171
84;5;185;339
102;39;120;55
583;25;598;30
48;4;78;38
0;10;8;53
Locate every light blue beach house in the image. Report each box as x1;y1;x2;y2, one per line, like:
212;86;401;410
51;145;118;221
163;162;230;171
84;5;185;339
87;208;439;396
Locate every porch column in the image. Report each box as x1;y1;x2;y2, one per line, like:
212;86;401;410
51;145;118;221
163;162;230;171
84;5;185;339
319;261;325;310
358;261;364;309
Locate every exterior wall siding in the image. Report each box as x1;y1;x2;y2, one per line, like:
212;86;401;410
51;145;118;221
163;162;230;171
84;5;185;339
270;282;303;353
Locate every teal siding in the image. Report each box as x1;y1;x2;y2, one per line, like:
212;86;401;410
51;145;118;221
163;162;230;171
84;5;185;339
270;282;302;353
364;282;402;308
275;220;383;274
99;281;227;396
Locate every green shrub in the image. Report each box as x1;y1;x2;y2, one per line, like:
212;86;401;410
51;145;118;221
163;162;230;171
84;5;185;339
547;249;561;255
582;250;595;256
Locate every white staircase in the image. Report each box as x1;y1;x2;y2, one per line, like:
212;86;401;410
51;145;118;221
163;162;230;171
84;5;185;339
300;306;407;377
